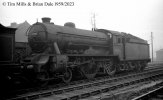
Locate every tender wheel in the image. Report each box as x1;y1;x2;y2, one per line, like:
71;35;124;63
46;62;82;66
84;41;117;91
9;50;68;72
62;68;72;83
135;62;141;71
104;61;116;76
140;62;147;71
80;61;99;79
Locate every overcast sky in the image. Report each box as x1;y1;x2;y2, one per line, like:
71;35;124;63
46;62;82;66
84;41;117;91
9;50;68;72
0;0;163;57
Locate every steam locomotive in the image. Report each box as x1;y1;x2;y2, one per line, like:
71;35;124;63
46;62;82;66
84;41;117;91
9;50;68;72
0;17;150;86
25;17;150;83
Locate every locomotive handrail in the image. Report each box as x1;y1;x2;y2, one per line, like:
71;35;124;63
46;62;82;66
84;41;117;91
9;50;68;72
25;26;32;36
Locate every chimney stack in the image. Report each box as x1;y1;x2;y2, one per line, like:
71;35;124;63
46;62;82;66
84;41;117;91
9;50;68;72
42;17;51;23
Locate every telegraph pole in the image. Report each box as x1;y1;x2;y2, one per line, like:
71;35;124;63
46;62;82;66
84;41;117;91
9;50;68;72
91;13;96;31
151;32;153;62
93;13;96;30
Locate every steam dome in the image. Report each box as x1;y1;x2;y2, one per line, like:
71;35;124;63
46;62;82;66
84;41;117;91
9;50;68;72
64;22;76;28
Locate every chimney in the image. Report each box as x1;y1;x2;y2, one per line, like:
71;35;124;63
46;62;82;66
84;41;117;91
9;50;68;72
42;17;51;23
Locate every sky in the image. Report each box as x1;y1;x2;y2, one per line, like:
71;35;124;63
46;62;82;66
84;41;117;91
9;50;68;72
0;0;163;58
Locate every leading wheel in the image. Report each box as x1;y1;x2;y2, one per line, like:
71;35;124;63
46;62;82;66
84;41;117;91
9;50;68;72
62;68;72;83
36;71;49;87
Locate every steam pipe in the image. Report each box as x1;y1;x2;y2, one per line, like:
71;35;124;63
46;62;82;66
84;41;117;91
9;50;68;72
54;42;61;54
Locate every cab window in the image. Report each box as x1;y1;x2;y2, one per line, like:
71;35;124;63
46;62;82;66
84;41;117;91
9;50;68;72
126;38;130;42
107;33;112;39
117;37;121;43
122;38;125;43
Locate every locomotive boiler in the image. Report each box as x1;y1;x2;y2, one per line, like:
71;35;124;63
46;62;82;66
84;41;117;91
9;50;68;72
25;17;150;84
28;18;111;55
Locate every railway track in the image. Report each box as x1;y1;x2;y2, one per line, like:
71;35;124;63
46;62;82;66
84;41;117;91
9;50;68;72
6;65;163;100
95;77;163;100
131;83;163;100
147;62;163;69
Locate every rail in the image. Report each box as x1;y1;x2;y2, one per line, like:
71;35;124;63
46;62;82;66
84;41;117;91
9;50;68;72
7;67;163;100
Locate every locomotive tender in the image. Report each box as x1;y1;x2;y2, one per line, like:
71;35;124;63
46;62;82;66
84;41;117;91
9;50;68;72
24;17;150;83
0;24;22;91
